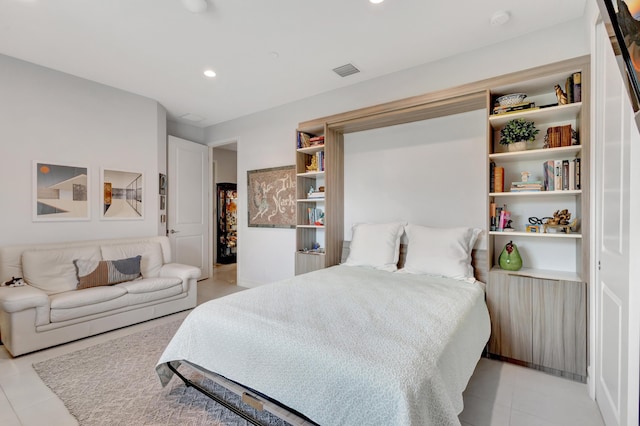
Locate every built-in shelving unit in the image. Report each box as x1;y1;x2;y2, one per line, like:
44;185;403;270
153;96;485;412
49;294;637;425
485;56;590;382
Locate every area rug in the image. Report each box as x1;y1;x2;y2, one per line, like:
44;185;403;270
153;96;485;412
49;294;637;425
33;320;290;426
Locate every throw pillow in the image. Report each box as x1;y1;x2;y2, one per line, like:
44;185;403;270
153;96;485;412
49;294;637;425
344;222;405;271
74;255;142;290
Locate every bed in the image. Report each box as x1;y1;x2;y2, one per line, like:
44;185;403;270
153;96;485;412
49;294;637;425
156;223;491;425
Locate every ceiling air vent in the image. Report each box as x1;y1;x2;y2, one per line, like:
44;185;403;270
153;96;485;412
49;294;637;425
332;63;360;77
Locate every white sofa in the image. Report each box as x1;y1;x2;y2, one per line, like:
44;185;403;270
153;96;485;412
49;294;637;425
0;236;200;356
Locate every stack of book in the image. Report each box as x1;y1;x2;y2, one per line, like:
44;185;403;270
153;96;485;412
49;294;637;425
309;135;324;146
492;101;537;115
545;124;574;148
307;191;325;199
510;180;543;192
490;203;512;232
543;158;581;191
307;208;324;226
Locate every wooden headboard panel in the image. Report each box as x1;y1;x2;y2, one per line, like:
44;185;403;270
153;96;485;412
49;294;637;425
340;241;488;283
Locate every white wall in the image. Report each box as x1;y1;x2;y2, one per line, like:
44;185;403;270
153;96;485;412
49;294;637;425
0;54;165;246
211;148;237;184
343;110;487;247
205;19;590;288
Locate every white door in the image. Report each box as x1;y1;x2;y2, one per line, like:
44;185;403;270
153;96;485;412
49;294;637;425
594;22;639;426
168;136;210;279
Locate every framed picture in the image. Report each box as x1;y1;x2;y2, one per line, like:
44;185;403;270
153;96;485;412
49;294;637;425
101;168;144;220
599;0;640;109
247;165;296;228
33;161;90;221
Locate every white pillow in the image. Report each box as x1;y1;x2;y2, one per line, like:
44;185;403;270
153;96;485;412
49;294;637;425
401;224;481;282
344;222;405;271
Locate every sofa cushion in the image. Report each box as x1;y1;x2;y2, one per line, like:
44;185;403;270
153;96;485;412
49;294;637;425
50;286;127;309
115;277;182;294
22;246;102;295
74;256;142;289
101;242;163;278
49;286;128;323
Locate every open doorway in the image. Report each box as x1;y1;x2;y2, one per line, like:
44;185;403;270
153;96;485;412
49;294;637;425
210;141;238;284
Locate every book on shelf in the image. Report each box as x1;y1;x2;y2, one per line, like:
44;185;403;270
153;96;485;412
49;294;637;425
493;166;504;193
565;75;574;104
307;207;324;226
490;161;495;193
492;102;537;115
510;180;542;192
309;135;325;146
542;158;580;191
573;72;582;103
545;125;573;148
554;160;563;191
298;132;312;149
307;191;325;199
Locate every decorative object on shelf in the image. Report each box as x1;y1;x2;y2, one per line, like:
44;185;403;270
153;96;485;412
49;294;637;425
247;165;296;228
499;118;539;151
542;209;578;233
526;224;540;233
499;240;523;271
503;219;514;232
306;155;318;172
520;171;530;182
496;93;527;106
554;84;568;105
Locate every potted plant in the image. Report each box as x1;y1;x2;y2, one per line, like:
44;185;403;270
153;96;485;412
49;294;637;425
499;118;539;152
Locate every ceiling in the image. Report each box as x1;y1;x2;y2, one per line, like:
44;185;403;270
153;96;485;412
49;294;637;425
1;0;588;128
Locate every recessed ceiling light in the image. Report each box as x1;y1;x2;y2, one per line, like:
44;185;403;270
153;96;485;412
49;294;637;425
203;69;216;78
182;0;208;13
490;11;510;27
370;0;384;3
180;113;205;122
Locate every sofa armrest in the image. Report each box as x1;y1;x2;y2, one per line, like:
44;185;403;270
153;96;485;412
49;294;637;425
0;285;49;313
159;263;201;282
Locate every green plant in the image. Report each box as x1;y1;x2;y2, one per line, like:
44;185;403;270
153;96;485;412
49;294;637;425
499;118;539;145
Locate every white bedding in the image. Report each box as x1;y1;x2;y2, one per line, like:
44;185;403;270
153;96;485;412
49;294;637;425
156;265;490;425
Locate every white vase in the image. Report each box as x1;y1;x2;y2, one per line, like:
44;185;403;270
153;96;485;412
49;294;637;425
508;141;527;152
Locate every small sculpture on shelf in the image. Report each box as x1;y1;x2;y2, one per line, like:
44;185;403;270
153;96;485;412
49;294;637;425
543;209;578;233
306;155;318;172
554;84;568;105
521;171;530;182
499;240;523;271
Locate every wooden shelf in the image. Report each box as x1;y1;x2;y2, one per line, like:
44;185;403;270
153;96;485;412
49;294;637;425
490;231;581;239
490;190;581;197
489;102;582;127
297;198;325;203
490;266;581;282
297;171;325;177
297;145;325;154
297;225;325;229
489;145;582;162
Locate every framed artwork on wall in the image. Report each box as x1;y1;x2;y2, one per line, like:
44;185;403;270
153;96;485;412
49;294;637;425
33;161;90;221
247;165;296;228
101;168;144;220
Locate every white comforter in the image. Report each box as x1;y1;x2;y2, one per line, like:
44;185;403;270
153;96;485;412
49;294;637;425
156;265;490;425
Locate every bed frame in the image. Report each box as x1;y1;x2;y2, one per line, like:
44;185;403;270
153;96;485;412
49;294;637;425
167;242;487;424
168;361;318;426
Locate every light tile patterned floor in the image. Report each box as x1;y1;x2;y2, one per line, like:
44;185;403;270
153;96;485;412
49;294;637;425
0;263;604;425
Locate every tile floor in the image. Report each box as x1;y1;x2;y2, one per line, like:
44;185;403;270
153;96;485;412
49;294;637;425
0;263;604;426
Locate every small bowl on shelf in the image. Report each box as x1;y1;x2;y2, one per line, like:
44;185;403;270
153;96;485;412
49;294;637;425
496;93;527;106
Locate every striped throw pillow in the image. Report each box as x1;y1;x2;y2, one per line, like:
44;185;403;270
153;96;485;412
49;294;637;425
74;255;142;290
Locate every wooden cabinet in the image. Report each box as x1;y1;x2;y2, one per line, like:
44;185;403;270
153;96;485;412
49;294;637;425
487;270;587;381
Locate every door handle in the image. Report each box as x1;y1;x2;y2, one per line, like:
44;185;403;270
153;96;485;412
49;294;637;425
169;229;180;234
